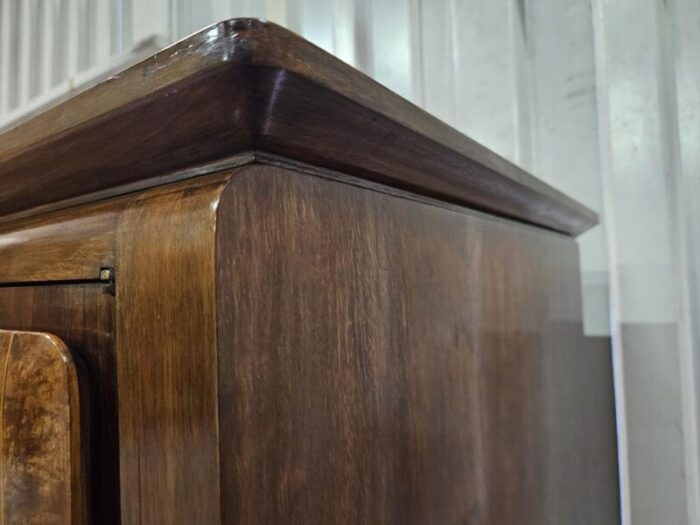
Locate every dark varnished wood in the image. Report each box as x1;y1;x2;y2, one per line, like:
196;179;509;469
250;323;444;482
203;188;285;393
0;159;617;523
0;19;617;524
115;174;232;524
0;329;85;524
0;284;116;524
0;161;618;522
0;19;595;235
215;165;619;524
0;200;119;284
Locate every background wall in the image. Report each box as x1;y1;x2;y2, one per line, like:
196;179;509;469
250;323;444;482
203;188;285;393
1;1;699;524
594;1;700;523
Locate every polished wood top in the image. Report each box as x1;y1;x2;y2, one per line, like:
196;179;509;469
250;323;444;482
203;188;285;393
0;19;596;235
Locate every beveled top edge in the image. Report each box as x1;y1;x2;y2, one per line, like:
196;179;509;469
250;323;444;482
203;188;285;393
0;18;597;235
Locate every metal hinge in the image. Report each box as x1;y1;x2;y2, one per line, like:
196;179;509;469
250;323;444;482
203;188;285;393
100;267;115;295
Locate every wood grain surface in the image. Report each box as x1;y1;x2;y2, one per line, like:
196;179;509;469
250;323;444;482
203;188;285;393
115;174;233;524
0;19;595;235
0;199;119;284
0;161;615;523
0;14;615;523
0;284;116;524
215;165;619;524
0;330;85;524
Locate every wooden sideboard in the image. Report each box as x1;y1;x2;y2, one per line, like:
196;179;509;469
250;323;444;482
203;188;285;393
0;19;619;524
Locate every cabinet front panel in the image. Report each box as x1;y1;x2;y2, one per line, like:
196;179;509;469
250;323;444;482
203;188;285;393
0;284;116;524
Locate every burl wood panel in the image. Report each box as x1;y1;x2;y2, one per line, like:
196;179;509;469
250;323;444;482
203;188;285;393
216;166;619;524
0;330;85;524
0;284;116;524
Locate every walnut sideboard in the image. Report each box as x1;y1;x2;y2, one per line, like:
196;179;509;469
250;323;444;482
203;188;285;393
0;18;619;525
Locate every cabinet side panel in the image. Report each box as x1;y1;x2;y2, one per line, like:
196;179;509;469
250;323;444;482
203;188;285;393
216;166;619;524
116;179;227;524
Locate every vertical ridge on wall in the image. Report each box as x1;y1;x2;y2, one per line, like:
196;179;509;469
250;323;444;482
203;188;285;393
39;0;54;95
65;0;79;81
0;0;17;114
593;0;700;522
95;0;111;64
17;0;31;109
330;0;356;69
670;3;700;503
417;0;456;129
510;0;534;171
656;1;700;522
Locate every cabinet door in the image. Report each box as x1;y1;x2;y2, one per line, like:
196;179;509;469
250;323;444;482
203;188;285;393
0;330;86;524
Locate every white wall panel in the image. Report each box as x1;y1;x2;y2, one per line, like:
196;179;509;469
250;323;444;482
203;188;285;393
365;0;419;102
328;0;356;67
17;0;32;107
527;0;609;335
593;0;700;522
0;0;11;114
65;0;80;79
128;0;172;43
288;0;335;53
417;0;456;131
671;0;700;465
39;0;54;94
448;0;519;164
